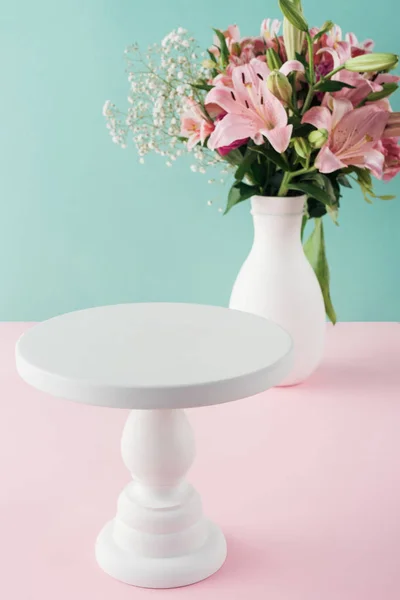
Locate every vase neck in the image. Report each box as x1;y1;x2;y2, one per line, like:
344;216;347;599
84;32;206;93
251;195;306;216
250;195;306;250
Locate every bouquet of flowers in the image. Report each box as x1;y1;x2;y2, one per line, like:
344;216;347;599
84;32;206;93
104;0;399;323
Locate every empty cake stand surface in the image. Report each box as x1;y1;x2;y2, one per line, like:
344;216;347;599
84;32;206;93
16;303;293;589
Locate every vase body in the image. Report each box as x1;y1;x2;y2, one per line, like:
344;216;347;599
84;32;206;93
229;195;325;386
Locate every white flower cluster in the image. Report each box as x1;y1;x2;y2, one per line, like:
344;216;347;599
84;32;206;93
103;28;224;178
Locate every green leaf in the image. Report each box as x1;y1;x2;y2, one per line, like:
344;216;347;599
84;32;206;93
292;123;314;138
234;148;257;181
249;145;290;171
365;83;398;103
287;182;333;205
223;148;244;167
279;0;309;32
348;168;394;203
213;28;230;67
303;219;337;324
190;81;213;92
337;174;352;188
300;214;308;241
266;47;283;70
224;182;258;215
303;172;336;203
307;197;328;219
314;80;356;92
207;49;218;64
295;51;309;70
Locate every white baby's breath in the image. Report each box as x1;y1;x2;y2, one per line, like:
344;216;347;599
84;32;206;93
103;28;220;176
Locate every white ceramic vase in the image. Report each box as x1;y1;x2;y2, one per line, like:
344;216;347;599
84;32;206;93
229;195;326;386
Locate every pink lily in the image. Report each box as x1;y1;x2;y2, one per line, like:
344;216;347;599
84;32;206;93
375;73;400;86
383;112;400;138
328;70;382;106
206;59;300;153
302;98;389;176
180;99;215;151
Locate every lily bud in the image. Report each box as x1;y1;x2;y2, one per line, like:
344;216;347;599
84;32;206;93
279;0;308;33
293;137;311;159
283;18;306;60
267;70;293;105
308;128;329;149
266;48;283;70
282;0;306;60
344;53;399;73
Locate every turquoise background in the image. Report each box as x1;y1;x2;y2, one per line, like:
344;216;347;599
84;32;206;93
1;0;399;321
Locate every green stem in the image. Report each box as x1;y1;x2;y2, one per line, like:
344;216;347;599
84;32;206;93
319;64;346;83
278;166;317;197
301;44;347;115
302;87;316;115
291;165;316;178
300;33;315;115
278;171;292;197
306;32;315;86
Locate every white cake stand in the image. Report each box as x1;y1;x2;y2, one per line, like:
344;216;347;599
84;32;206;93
16;303;292;589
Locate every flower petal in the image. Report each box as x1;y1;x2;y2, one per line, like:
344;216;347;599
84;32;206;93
364;149;385;179
346;32;358;46
262;87;289;129
331;98;353;129
249;58;271;82
280;60;305;76
232;64;259;97
316;47;342;69
315;146;346;173
261;124;293;153
205;86;247;115
207;113;256;150
375;73;400;85
302;106;333;132
333;105;388;155
187;133;201;151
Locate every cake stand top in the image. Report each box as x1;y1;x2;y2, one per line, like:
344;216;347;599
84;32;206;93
16;303;292;409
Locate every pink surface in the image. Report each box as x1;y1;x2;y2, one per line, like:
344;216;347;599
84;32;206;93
1;322;400;600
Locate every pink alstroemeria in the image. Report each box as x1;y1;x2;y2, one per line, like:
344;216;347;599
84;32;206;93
345;32;374;57
383;112;400;138
209;25;240;58
209;24;266;67
316;25;351;70
375;138;400;180
180;99;215;151
302;98;389;176
313;26;374;80
206;59;299;154
260;18;281;47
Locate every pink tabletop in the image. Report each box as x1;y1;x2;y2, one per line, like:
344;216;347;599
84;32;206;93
2;322;400;600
